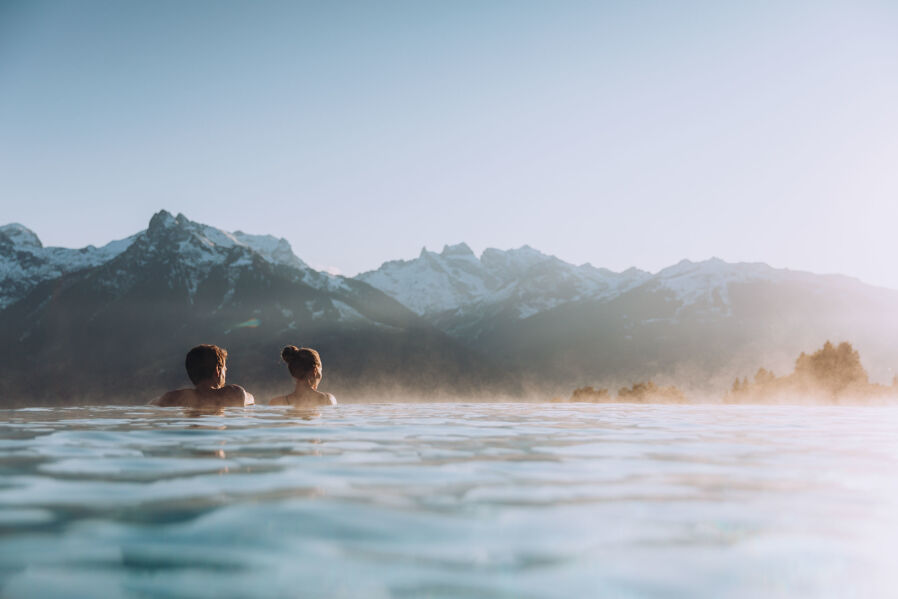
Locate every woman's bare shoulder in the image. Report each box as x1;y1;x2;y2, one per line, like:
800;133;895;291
269;395;288;406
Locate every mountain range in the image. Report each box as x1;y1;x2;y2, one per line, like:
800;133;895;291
2;210;897;405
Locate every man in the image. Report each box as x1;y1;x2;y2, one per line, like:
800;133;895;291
151;344;255;408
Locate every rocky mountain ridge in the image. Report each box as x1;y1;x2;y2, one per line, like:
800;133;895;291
0;211;506;405
2;211;897;404
357;242;651;321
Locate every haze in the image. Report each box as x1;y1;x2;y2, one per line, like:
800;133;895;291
1;1;896;286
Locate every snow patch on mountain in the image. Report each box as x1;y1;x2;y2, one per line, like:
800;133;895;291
356;245;816;330
480;245;547;278
301;269;352;293
332;300;366;322
357;243;651;320
233;231;308;270
0;224;42;249
0;211;330;311
0;224;138;309
358;244;499;314
144;212;298;270
651;258;783;315
305;300;327;320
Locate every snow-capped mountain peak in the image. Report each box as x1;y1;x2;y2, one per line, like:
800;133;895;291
655;258;778;292
140;210;308;270
0;223;138;309
360;244;495;315
480;245;552;277
147;210;177;232
232;231;307;270
0;211;318;310
357;242;651;322
645;257;785;316
0;224;42;249
141;211;244;268
440;242;476;258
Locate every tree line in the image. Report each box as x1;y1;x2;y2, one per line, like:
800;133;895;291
559;341;898;405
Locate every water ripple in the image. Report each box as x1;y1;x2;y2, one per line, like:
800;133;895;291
0;404;896;598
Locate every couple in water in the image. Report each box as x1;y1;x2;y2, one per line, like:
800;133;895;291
152;344;336;408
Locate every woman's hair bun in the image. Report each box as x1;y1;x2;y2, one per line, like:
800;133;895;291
281;345;322;380
281;345;300;362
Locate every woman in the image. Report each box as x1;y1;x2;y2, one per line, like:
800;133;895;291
269;346;337;406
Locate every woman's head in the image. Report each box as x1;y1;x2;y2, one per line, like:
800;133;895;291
282;346;322;387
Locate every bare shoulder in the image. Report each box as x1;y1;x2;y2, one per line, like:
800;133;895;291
150;389;191;407
223;385;254;407
316;391;336;406
269;395;288;406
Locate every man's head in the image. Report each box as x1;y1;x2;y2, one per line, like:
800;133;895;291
185;344;228;387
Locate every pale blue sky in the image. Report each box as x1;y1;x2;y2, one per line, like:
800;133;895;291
1;1;897;285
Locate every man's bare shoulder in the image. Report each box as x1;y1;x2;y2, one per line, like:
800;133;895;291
223;385;254;407
150;386;252;408
150;389;194;407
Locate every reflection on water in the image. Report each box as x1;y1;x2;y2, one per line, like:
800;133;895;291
183;408;228;419
0;403;897;598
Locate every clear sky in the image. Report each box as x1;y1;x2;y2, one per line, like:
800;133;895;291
1;1;897;285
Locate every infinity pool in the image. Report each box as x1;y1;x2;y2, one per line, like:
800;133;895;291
0;403;896;598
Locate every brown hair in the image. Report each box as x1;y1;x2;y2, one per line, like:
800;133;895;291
185;344;227;385
282;345;321;380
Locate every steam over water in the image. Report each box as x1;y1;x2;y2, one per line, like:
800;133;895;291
0;404;896;598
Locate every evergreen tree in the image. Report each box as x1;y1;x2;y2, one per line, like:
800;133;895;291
795;340;867;394
754;368;775;385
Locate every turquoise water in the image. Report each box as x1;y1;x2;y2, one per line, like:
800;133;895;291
0;403;896;598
